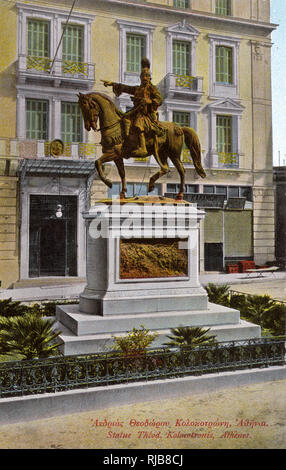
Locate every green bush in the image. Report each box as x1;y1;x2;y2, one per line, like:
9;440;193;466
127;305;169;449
112;325;158;357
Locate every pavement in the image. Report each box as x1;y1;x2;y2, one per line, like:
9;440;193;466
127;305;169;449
0;271;285;303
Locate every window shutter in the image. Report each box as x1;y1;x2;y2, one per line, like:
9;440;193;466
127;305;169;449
27;19;50;58
26;99;48;140
126;34;144;73
173;40;190;76
61;102;82;143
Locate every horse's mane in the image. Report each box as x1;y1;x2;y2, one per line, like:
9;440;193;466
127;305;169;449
89;92;125;118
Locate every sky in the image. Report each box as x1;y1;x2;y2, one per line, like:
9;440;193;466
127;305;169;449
271;0;286;166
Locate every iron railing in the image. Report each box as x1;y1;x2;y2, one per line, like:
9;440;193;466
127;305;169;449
0;336;285;399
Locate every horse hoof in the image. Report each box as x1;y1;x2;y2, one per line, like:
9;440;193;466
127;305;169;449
148;184;154;193
176;193;183;201
120;192;126;199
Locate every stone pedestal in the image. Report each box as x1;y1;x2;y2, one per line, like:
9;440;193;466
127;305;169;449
56;197;260;355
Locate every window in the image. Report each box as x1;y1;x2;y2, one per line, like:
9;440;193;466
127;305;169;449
185;184;198;193
126;34;145;73
201;186;252;201
216;46;232;84
27;19;50;58
61;102;82;143
216;186;227;196
174;0;189;8
26;99;48;140
117;19;154;91
173;40;190;76
208;35;240;98
240;187;252;202
173;111;190;127
203;186;215;194
215;0;231;16
108;183;160;198
228;186;239;198
62;24;84;63
166;184;198;194
216;115;232;155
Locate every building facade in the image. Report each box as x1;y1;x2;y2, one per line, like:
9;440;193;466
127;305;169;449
0;0;276;287
274;166;286;269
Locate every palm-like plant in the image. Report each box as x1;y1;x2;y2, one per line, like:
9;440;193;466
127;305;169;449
163;326;217;349
243;295;277;326
205;283;230;306
0;314;62;360
0;298;28;317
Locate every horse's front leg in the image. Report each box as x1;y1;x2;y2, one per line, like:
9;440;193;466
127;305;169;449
114;158;127;199
94;150;117;188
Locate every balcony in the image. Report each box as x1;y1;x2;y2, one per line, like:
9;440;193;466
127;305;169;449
17;55;95;89
164;73;203;101
0;138;102;164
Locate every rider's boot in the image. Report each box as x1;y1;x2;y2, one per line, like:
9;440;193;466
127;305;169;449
123;118;131;138
131;132;148;158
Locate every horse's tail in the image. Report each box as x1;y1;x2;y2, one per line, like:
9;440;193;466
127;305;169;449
182;127;206;178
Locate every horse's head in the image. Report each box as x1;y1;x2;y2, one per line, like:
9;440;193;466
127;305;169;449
78;92;100;132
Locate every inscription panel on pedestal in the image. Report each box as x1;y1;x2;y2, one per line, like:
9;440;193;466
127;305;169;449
119;238;188;279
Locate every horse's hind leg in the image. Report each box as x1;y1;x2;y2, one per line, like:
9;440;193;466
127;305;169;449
148;155;169;193
169;153;185;200
114;158;127;198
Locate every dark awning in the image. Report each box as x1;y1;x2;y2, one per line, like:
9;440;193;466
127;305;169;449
18;158;95;177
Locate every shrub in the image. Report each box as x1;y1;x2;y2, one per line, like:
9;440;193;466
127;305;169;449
242;294;277;326
205;283;230;307
163;326;217;349
0;298;28;317
0;314;62;360
112;325;158;357
260;302;286;336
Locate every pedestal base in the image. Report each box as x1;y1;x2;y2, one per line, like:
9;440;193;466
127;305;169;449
56;303;261;355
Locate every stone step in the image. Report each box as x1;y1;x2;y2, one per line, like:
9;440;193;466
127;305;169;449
56;302;241;336
56;319;261;356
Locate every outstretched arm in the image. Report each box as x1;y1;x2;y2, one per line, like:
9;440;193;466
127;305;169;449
102;80;137;97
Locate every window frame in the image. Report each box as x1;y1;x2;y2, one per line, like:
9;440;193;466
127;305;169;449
215;45;233;84
207;98;244;169
26;98;49;140
166;21;199;79
116;19;155;86
61;101;83;143
209;34;240;99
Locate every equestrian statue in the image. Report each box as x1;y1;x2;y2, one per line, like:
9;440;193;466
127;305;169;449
78;57;206;200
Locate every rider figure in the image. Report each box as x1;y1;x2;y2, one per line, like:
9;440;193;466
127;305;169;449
103;58;164;158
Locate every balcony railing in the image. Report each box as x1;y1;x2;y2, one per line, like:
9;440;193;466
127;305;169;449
218;151;239;169
164;73;203;100
0;138;101;162
18;55;95;86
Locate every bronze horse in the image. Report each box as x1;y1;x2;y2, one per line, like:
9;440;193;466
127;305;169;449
78;92;206;200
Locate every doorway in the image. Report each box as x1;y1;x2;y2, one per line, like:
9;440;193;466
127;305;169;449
204;243;224;271
29;195;77;277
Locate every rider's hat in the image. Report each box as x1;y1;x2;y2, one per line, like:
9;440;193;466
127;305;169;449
140;57;151;79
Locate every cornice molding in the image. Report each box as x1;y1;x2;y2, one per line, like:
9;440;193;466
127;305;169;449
96;0;277;33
